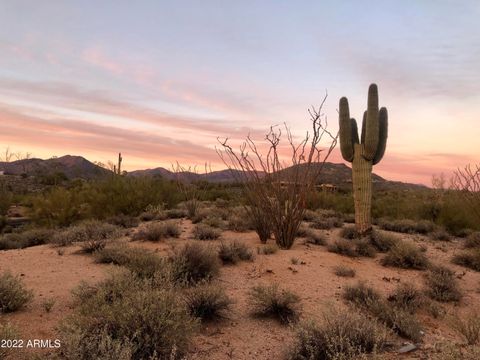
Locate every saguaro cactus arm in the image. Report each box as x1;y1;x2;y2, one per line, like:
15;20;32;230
363;84;379;160
373;107;388;165
339;97;355;162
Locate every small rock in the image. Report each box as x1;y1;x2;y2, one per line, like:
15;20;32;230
398;343;418;353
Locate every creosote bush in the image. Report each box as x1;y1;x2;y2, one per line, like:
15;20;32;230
60;271;198;360
425;265;462;302
288;309;388;360
333;265;356;278
169;242;220;285
249;283;301;324
218;241;254;264
184;283;232;322
381;241;429;269
452;249;480;271
133;221;181;242
193;224;221;240
0;271;34;313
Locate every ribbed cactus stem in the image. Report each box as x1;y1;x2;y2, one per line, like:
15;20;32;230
352;144;372;234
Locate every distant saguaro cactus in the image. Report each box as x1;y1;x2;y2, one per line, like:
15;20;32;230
117;153;122;175
339;84;388;235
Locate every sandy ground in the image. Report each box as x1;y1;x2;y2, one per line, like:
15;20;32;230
1;219;480;359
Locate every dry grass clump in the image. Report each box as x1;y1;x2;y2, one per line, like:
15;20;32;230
106;214;140;228
193;224;221;240
0;322;17;359
354;238;377;258
169;242;220;285
452;312;480;345
132;221;181;242
430;343;480;360
287;309;388;360
0;271;34;313
258;243;279;255
378;218;435;234
465;232;480;248
387;283;424;313
184;283;233;322
248;283;301;324
430;228;451;241
218;241;254;264
52;220;122;247
452;249;480;271
296;223;310;237
0;228;53;250
340;225;359;240
343;282;423;341
327;238;358;257
425;265;462;302
333;265;356;277
227;207;252;232
304;229;326;245
370;229;399;252
95;244;164;279
165;208;187;219
310;216;343;230
381;241;429;269
60;272;198;360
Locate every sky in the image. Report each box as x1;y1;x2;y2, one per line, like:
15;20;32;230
0;0;479;185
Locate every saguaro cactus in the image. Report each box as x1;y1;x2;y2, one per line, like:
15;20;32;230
339;84;388;235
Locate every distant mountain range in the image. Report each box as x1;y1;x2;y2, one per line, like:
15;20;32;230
0;155;426;190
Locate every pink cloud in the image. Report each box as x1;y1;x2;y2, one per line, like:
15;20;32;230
82;46;124;75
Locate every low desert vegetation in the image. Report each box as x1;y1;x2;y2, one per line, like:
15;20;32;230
257;243;279;255
184;283;232;322
0;322;17;359
106;214;140;228
132;221;181;241
430;228;451;241
169;242;220;285
248;283;301;324
0;271;34;313
340;225;358;240
310;215;343;230
327;238;376;258
218;241;254;264
451;312;480;345
52;220;122;247
425;265;462;302
0;228;53;250
464;231;480;248
333;265;356;277
387;283;424;314
381;241;429;269
288;309;388;360
370;229;399;252
42;297;56;313
193;223;221;240
378;218;435;234
304;228;326;245
452;249;480;271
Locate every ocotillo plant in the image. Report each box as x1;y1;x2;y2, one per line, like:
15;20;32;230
339;84;388;235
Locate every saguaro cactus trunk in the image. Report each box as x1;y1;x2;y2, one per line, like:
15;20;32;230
339;84;388;235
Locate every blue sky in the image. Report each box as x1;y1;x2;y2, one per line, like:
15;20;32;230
0;0;479;184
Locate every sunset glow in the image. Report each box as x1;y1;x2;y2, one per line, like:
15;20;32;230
1;1;479;185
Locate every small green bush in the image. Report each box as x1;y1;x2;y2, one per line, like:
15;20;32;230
0;271;34;313
425;265;462;302
452;249;480;271
333;265;356;277
170;242;220;285
184;283;232;322
193;224;221;240
381;241;429;270
248;283;301;324
288;309;387;360
218;241;254;264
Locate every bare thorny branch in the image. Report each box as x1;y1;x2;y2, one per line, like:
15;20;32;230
452;164;480;221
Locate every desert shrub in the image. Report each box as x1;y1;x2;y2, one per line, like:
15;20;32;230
381;241;429;269
340;225;359;240
370;229;399;252
425;265;462;302
60;272;197;360
258;243;279;255
305;229;326;245
133;221;181;241
193;224;221;240
452;312;480;345
431;228;451;241
387;283;423;313
169;243;220;285
42;298;56;313
184;283;232;322
327;238;358;258
95;244;164;279
227;209;252;232
0;322;17;359
288;309;387;360
0;271;34;313
302;209;318;222
106;214;140;228
296;223;310;237
343;282;381;307
379;218;435;234
218;241;254;264
165;208;187;219
353;238;377;258
52;220;122;247
452;249;480;271
333;265;356;277
310;216;343;230
248;283;301;324
0;228;53;250
201;215;225;229
465;232;480;248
